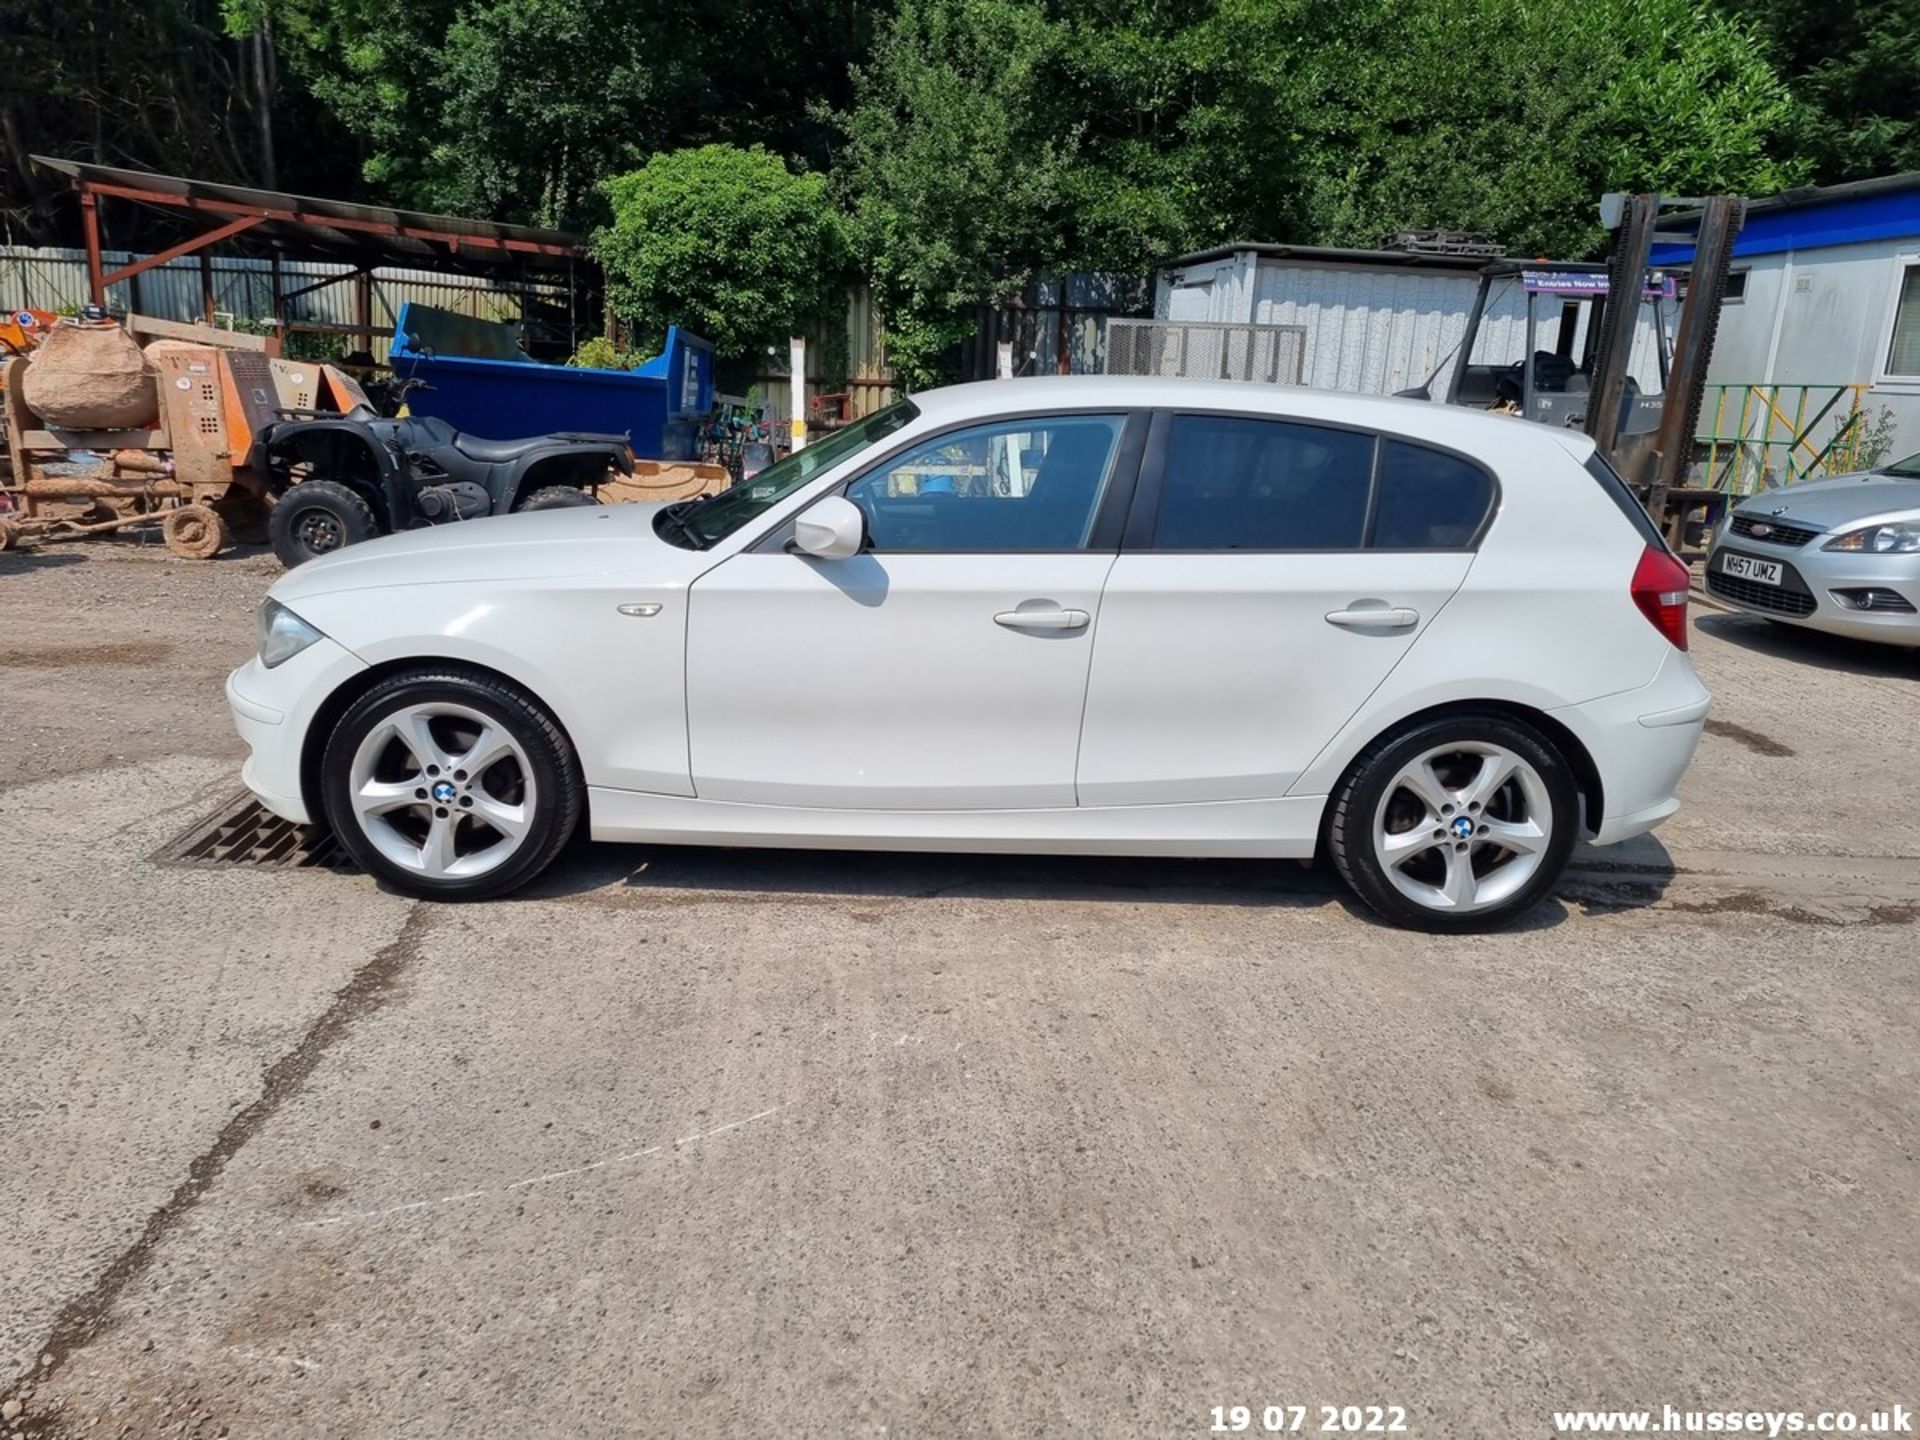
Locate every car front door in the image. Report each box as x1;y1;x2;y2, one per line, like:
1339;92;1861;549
1075;413;1493;804
685;411;1143;809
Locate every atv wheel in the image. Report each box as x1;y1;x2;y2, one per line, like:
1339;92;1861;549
161;503;227;560
270;480;377;568
514;485;596;513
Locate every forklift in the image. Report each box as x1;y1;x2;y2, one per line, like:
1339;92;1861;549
1406;193;1746;559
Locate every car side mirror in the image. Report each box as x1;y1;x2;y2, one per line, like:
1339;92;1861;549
792;495;865;560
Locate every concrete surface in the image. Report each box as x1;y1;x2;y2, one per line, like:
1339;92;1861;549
1;546;1916;1439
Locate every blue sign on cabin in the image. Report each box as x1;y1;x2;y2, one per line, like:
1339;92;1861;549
388;303;715;460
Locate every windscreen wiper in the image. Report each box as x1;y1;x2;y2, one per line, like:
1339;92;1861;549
654;499;710;550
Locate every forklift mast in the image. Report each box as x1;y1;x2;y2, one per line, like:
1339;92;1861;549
1424;191;1746;558
1594;192;1745;557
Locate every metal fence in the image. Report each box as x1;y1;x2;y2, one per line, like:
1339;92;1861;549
1695;383;1873;494
0;246;581;362
749;283;896;425
1105;319;1308;385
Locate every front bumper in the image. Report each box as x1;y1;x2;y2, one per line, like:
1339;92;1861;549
1705;539;1920;646
226;635;369;824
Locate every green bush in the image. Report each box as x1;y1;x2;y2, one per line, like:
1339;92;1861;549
566;336;645;371
595;144;848;365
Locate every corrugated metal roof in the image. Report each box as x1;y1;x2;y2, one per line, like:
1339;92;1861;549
1160;241;1497;273
32;156;581;272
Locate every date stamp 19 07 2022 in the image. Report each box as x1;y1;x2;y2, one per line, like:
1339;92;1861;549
1210;1404;1410;1434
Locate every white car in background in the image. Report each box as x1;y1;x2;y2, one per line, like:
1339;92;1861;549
227;377;1708;931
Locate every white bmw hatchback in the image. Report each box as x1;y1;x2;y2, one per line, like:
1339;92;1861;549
228;377;1709;931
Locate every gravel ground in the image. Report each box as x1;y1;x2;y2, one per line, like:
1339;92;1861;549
1;546;1916;1439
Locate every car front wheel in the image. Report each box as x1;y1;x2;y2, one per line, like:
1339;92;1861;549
320;667;583;900
1327;713;1579;932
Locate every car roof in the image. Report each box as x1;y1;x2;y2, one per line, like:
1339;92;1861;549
906;376;1600;462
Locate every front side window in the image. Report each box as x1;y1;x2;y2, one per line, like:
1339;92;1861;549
661;400;919;549
845;414;1126;552
1153;415;1374;549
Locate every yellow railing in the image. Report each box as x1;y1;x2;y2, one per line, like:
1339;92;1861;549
1696;383;1871;494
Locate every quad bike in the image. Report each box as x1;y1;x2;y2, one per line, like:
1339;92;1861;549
255;408;635;568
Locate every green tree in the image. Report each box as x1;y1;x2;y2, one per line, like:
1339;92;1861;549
1224;0;1805;257
595;145;847;363
233;0;713;229
1;0;355;244
230;0;874;231
838;0;1076;386
1717;0;1920;182
839;0;1803;384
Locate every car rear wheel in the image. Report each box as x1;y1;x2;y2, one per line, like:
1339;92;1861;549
270;480;377;568
321;668;583;900
1327;714;1579;932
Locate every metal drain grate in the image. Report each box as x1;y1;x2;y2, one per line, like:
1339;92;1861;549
156;791;359;871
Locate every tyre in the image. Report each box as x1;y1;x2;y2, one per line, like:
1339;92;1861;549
320;667;584;900
161;503;227;560
1326;713;1579;933
514;485;596;513
270;480;377;568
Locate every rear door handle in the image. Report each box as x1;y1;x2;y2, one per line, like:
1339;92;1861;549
1324;606;1420;630
994;607;1090;631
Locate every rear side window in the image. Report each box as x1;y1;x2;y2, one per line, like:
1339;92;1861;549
1372;440;1496;548
1154;415;1374;549
1582;451;1667;549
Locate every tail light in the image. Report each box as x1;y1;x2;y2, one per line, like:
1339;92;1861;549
1630;544;1691;650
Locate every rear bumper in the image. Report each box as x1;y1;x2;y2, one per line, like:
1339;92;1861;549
1552;647;1709;846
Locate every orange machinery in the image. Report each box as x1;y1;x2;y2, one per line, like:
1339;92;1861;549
1;315;365;558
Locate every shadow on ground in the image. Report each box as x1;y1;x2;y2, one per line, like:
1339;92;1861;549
514;831;1679;932
1696;610;1920;681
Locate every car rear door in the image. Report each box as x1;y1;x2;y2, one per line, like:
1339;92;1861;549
1074;412;1492;804
684;411;1145;810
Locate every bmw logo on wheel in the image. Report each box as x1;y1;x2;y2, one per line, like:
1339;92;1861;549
1451;815;1475;840
432;780;458;803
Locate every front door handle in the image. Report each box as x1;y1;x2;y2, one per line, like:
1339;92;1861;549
1324;605;1420;630
994;606;1090;631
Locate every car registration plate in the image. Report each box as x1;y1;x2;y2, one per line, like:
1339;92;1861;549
1721;553;1782;586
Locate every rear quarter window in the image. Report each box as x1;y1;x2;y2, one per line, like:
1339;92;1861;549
1371;440;1496;548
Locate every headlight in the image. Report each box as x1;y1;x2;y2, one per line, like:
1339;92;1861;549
258;599;324;668
1823;521;1920;554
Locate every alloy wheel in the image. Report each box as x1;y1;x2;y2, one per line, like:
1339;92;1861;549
1370;742;1552;916
346;702;537;879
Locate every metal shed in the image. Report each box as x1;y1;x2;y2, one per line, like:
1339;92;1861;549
1154;242;1670;397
